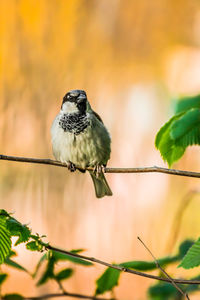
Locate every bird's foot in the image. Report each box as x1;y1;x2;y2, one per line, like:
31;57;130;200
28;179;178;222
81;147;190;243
67;161;76;172
93;164;105;178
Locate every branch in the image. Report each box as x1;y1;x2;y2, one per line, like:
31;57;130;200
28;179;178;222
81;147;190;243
137;237;190;300
46;244;200;285
4;292;112;300
25;292;110;300
1;154;200;178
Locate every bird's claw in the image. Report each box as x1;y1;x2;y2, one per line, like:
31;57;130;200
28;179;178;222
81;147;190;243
67;162;76;172
93;165;105;178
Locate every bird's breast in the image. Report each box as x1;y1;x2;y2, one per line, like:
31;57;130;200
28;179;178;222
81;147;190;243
59;113;89;135
51;113;111;168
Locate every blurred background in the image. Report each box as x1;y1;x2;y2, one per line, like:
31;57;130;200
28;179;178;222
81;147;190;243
1;0;200;299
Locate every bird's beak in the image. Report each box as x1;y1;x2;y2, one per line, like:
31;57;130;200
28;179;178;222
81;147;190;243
77;94;86;103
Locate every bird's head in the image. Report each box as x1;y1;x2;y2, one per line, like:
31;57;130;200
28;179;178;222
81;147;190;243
61;90;88;114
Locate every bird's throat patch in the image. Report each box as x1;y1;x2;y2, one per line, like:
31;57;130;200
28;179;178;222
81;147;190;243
59;113;89;135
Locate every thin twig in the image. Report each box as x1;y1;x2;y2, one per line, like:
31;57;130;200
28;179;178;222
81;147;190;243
166;190;200;253
57;279;66;294
5;292;112;300
46;244;200;285
1;154;200;178
137;237;190;300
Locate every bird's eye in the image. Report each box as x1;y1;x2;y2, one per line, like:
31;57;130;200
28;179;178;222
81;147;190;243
67;94;71;99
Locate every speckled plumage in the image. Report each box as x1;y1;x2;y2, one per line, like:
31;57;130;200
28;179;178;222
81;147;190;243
59;113;89;135
51;90;112;198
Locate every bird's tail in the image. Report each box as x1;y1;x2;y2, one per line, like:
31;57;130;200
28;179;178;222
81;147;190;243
89;171;113;198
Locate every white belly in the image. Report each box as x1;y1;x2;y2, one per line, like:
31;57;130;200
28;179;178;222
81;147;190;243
51;114;111;168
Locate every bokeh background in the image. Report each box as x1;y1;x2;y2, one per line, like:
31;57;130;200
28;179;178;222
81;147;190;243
1;0;200;299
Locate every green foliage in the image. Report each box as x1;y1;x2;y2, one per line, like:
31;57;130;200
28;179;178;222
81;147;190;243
155;113;185;166
120;256;178;271
185;275;200;293
5;258;28;273
0;210;10;217
179;238;200;269
178;240;195;259
148;274;200;299
52;250;93;266
95;268;120;295
3;294;24;300
0;210;33;264
35;249;92;286
148;282;179;300
33;249;92;283
0;273;8;285
0;218;11;264
32;253;47;278
174;94;200;114
37;254;56;285
6;218;31;246
156;94;200;166
0;209;199;299
28;234;48;252
26;241;40;251
55;268;73;281
95;239;196;296
155;108;200;166
95;256;179;295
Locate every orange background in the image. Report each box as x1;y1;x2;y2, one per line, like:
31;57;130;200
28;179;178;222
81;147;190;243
1;0;200;299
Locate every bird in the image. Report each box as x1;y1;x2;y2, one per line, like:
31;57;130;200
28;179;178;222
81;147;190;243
51;89;112;198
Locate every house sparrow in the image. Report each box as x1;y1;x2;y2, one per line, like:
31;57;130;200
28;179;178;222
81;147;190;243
51;89;112;198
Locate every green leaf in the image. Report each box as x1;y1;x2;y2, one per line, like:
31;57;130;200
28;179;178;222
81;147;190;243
179;238;200;269
171;108;200;144
3;294;24;300
155;108;200;166
0;210;10;217
95;268;120;295
34;249;91;279
0;218;11;264
149;274;200;299
52;250;93;266
178;239;195;259
148;282;179;300
5;258;28;273
185;275;200;293
120;256;178;271
6;218;31;246
95;255;179;295
175;94;200;114
8;250;17;258
155;113;185;166
37;256;56;285
26;235;48;252
55;268;73;281
0;273;8;285
26;241;43;251
32;253;47;278
70;249;85;254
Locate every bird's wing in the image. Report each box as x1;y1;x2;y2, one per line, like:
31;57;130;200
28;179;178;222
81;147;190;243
92;110;104;124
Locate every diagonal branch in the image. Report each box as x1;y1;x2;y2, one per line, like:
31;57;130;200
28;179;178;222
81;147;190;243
1;154;200;178
137;237;190;300
46;244;200;285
